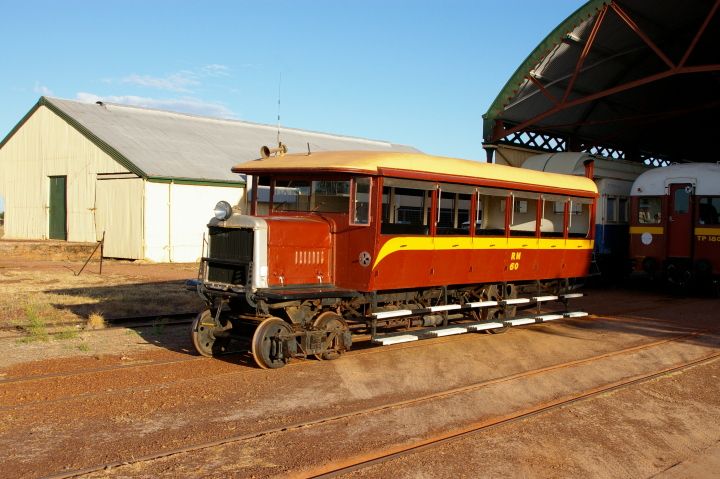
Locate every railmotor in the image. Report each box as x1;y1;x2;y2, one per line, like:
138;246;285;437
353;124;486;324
191;149;598;368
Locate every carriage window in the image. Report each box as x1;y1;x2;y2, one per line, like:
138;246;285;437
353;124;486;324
569;198;592;238
619;197;629;223
510;194;538;237
351;177;371;225
698;197;720;225
381;186;432;235
540;196;566;237
475;193;507;236
638;197;662;224
606;196;617;223
437;191;471;235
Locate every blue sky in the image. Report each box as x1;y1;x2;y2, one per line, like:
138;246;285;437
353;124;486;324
0;0;585;212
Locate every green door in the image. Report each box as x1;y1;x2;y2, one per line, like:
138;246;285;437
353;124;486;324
49;176;67;240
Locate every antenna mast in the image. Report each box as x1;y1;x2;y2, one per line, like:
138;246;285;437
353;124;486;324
276;72;282;148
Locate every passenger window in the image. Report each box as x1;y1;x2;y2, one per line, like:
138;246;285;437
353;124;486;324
698;197;720;225
381;186;432;235
510;194;538;237
475;193;507;236
436;191;471;235
638;197;662;224
540;196;566;238
618;197;628;223
606;196;617;223
351;177;371;225
569;198;592;238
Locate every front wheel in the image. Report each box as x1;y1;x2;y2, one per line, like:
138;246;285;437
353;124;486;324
191;309;231;357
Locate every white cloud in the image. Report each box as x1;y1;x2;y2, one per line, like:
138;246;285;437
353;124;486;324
118;64;231;93
34;82;53;96
75;92;236;119
200;64;231;77
121;72;199;93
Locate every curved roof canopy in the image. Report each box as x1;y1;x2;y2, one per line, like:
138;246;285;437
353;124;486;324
483;0;720;164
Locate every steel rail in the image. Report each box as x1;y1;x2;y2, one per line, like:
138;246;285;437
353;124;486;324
305;352;720;478
2;311;704;409
0;313;196;342
39;327;716;479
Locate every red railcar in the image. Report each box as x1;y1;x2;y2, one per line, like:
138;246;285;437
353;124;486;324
191;150;597;368
629;163;720;288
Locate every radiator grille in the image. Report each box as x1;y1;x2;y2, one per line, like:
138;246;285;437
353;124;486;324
206;227;253;285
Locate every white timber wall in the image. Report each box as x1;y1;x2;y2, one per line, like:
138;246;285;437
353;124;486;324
0;106;128;241
144;181;244;262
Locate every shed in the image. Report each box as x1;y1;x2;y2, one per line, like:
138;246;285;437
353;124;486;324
0;97;417;262
483;0;719;166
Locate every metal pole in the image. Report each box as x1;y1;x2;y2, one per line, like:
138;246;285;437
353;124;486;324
99;231;105;275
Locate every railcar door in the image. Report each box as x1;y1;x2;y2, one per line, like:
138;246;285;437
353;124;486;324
667;183;693;258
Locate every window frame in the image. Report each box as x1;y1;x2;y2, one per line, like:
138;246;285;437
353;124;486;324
349;176;372;226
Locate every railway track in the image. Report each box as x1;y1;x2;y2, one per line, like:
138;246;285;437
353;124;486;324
0;311;197;341
39;323;720;479
1;308;704;405
305;351;720;479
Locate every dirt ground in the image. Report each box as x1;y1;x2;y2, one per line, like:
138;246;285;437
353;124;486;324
0;243;203;363
0;250;719;478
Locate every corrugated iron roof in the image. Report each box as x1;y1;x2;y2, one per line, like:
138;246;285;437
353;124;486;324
4;97;419;183
483;0;720;163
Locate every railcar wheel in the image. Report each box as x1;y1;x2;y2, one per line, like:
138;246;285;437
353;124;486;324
191;309;231;357
251;317;294;369
475;284;506;334
488;283;517;335
312;312;350;361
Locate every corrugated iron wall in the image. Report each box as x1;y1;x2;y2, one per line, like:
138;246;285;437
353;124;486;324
0;106;129;242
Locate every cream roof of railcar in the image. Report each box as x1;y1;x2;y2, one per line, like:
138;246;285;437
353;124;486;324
631;163;720;196
232;151;598;195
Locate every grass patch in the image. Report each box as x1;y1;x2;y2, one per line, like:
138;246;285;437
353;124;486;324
20;305;49;342
54;328;79;340
86;312;106;330
77;343;90;352
150;320;166;336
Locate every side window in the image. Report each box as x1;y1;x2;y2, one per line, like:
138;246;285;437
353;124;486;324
606;196;617;223
540;196;566;238
351;177;371;225
475;192;507;236
638;197;662;224
381;184;432;235
698;197;720;225
569;197;592;238
618;197;629;223
436;189;472;235
510;193;538;237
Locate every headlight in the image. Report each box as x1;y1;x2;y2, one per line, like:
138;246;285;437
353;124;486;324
213;201;232;220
